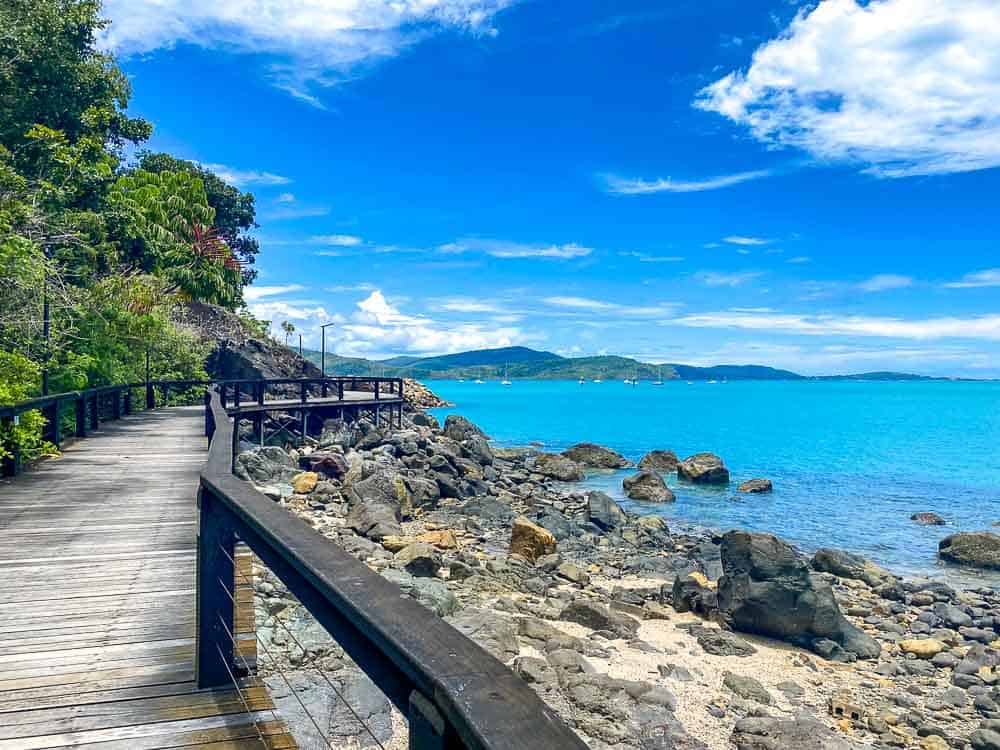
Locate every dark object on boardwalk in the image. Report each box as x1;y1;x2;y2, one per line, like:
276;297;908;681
911;511;945;525
678;453;730;484
623;470;675;502
732;716;860;750
561;442;632;469
717;531;880;662
939;531;1000;569
811;547;895;588
737;478;772;494
587;491;627;531
638;449;680;472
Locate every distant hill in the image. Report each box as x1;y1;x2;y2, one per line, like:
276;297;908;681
298;345;948;382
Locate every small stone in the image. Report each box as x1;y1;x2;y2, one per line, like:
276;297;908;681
899;639;946;659
509;516;557;562
393;542;441;577
723;672;772;705
417;529;458;549
292;471;320;494
911;512;946;526
737;478;773;494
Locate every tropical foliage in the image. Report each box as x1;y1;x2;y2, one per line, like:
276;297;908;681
0;0;263;462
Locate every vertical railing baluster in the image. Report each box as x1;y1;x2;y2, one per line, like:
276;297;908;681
75;397;87;437
195;487;236;689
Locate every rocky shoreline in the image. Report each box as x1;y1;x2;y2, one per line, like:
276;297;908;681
235;407;1000;750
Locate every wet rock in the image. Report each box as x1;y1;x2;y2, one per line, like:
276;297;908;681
939;532;1000;569
587;491;627;531
509;516;557;562
737;478;773;494
622;470;675;503
532;453;585;481
639;450;680;472
561;442;631;469
911;512;946;526
677;453;730;484
717;531;880;660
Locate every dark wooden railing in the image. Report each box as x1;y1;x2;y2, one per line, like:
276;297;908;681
199;386;585;749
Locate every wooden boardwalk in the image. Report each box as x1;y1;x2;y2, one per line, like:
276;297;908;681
0;407;295;749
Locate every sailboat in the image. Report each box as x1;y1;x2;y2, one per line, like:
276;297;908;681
501;364;512;386
653;366;664;386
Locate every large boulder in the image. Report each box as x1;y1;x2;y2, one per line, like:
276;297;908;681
461;435;494;465
510;516;557;562
811;548;895;588
677;453;730;484
587;491;627;531
532;453;585;481
717;531;880;661
346;471;406;540
622;470;675;503
443;414;485;443
561;442;631;469
939;531;1000;569
638;450;679;472
234;446;298;484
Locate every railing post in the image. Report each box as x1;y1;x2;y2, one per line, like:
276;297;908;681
375;380;380;401
195;487;236;689
338;381;345;401
112;390;121;420
161;384;169;407
399;379;405;401
204;391;215;439
48;402;61;450
90;394;99;430
231;408;240;473
257;381;264;406
123;389;132;415
234;386;241;410
220;383;227;409
300;381;307;404
321;379;328;398
75;397;87;437
146;381;155;409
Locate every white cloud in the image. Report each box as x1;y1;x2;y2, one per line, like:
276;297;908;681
430;298;509;314
326;282;376;293
696;0;1000;177
944;268;1000;288
723;236;770;246
542;296;679;318
694;270;765;287
262;205;331;221
201;163;291;187
337;290;531;357
670;310;1000;341
788;256;811;264
276;192;296;203
619;251;686;263
440;238;593;260
602;169;772;194
243;283;306;301
311;234;363;246
99;1;516;106
858;274;913;292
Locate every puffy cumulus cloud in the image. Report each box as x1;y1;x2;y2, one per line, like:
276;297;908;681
697;0;1000;177
336;290;531;356
669;310;1000;341
99;1;516;106
601;169;772;194
439;238;592;260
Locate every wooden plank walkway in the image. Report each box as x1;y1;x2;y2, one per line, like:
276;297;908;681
0;406;295;749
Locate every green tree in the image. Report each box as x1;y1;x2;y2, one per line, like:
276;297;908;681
137;153;260;283
281;320;295;345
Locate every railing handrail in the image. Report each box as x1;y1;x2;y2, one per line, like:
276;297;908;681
199;387;585;750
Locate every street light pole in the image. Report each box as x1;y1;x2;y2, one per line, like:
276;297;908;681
320;323;336;376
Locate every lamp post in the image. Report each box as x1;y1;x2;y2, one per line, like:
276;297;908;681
320;322;336;376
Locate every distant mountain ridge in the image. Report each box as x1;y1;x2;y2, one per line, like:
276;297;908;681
300;345;954;381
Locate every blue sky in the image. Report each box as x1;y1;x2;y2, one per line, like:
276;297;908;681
104;0;1000;376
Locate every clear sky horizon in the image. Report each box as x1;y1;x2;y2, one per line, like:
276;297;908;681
103;0;1000;376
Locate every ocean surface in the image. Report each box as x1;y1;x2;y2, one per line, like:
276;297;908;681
429;379;1000;586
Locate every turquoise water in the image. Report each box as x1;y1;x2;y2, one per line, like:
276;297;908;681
430;379;1000;584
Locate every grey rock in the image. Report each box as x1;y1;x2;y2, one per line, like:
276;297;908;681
738;479;773;494
623;470;675;503
559;600;640;639
678;452;730;484
723;672;773;705
561;442;631;469
939;531;1000;569
532;453;585;481
639;450;680;472
911;512;946;525
732;716;861;750
587;491;627;531
393;542;441;577
811;547;895;587
445;608;518;662
443;414;485;443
